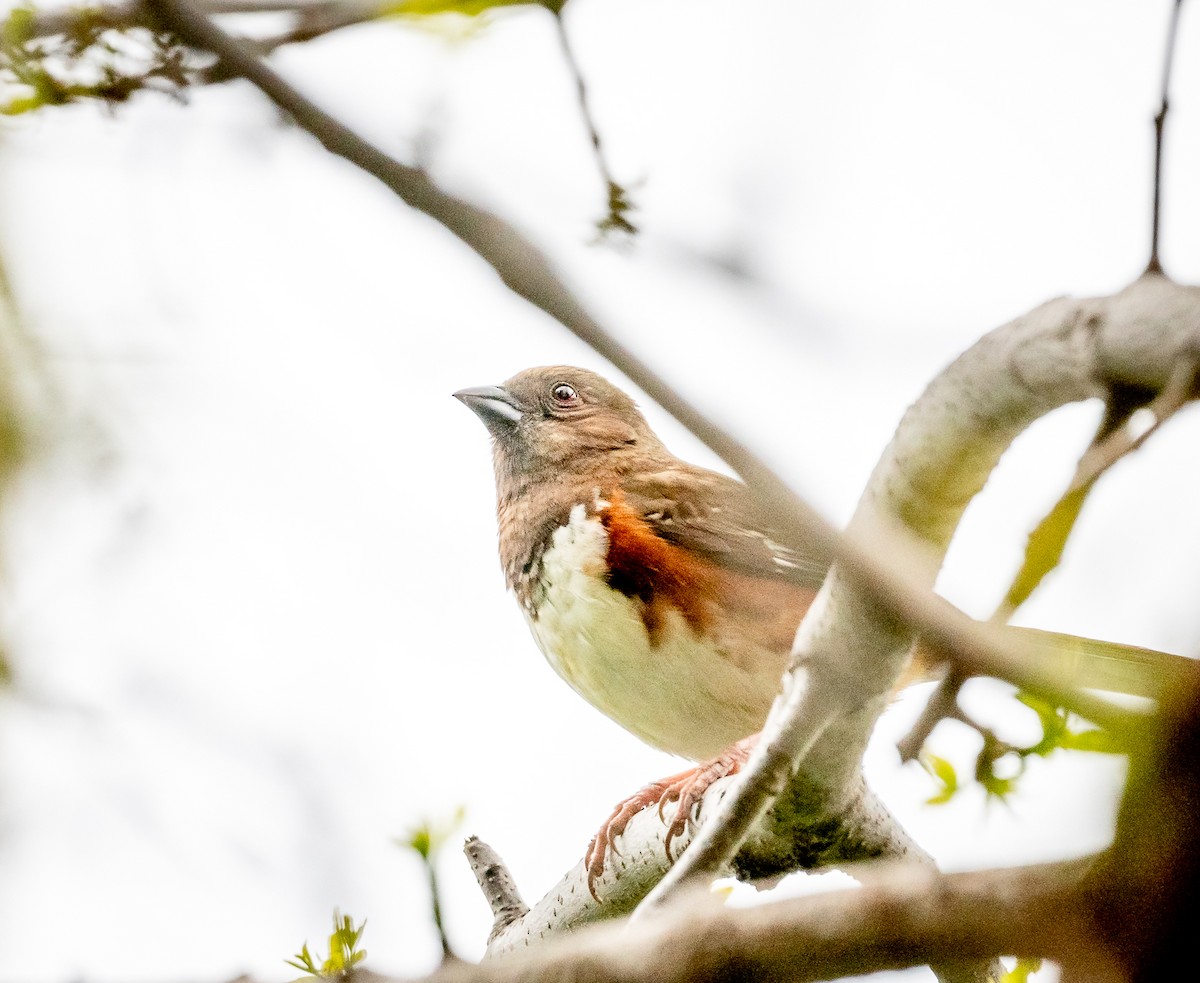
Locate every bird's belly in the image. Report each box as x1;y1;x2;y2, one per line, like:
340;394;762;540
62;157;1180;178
525;505;782;760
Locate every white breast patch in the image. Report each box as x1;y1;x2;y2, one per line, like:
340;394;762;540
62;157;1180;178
524;504;777;760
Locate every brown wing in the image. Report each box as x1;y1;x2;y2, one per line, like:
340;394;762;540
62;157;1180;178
617;466;832;590
598;483;820;657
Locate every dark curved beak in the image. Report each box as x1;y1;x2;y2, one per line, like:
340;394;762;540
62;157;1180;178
453;385;524;436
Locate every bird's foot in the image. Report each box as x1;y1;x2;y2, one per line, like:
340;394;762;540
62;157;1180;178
584;735;757;900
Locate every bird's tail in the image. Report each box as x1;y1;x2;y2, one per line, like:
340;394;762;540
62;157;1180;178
907;626;1194;700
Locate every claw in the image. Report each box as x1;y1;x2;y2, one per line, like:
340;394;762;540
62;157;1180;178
656;786;682;820
583;735;758;901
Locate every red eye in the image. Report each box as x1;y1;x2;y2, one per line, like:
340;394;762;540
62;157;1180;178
552;383;577;403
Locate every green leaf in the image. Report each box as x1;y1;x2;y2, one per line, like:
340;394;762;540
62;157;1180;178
285;911;367;979
386;0;546;17
2;5;36;47
284;942;318;975
978;769;1017;800
409;827;432;859
1000;484;1092;619
1016;691;1070;757
0;91;44;115
920;752;958;805
397;806;466;860
1060;728;1125;754
1016;691;1124;756
976;734;1024;801
1002;957;1043;983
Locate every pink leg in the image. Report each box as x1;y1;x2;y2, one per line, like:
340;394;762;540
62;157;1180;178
584;735;757;900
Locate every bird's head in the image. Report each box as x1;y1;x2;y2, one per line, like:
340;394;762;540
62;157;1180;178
454;366;665;493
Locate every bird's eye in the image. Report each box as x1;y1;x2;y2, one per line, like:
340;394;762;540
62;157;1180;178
551;383;578;403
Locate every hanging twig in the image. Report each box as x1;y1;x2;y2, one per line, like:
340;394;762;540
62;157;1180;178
549;6;637;238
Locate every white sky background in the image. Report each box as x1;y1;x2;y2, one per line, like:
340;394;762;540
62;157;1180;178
1;0;1199;980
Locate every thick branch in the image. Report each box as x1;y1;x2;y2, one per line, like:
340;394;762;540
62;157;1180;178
482;773;933;954
409;859;1104;983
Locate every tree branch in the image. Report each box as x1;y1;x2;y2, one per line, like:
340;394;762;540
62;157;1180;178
1147;0;1186;275
395;859;1104;983
549;7;636;237
463;837;528;944
478;772;937;954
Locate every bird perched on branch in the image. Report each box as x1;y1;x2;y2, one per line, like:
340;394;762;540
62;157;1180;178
455;365;1178;895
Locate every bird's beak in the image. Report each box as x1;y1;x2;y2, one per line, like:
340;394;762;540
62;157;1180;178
453;385;524;435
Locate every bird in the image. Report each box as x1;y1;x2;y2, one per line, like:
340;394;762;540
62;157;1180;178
455;365;1182;895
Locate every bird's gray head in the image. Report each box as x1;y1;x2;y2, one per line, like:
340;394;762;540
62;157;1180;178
454;366;665;494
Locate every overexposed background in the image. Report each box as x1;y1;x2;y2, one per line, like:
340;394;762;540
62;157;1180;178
1;1;1199;980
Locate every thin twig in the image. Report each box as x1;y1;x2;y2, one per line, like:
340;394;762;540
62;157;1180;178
1147;0;1185;275
427;856;457;962
550;8;636;237
1070;349;1200;488
896;669;964;764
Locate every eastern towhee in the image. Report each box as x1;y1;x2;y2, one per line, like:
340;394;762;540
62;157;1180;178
456;365;1173;896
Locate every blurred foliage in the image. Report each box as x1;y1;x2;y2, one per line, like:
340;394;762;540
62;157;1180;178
0;256;36;687
1;1;632;244
1001;957;1043;983
0;4;198;114
1016;692;1126;757
396;807;465;960
0;347;27;496
397;805;465;861
921;693;1123;805
920;752;958;806
997;483;1091;624
0;0;556;114
389;0;567;16
286;910;368;980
